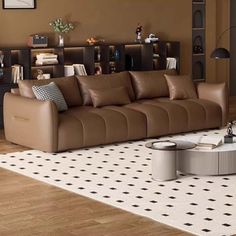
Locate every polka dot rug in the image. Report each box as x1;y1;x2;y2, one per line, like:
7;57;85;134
0;129;235;236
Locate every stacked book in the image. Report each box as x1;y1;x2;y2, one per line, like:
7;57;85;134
35;53;58;65
64;64;87;76
196;136;223;150
11;64;23;83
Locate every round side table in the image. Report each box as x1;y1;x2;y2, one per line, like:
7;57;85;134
146;140;195;181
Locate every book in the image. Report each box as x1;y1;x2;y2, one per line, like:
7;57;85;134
64;65;75;76
196;136;223;150
73;64;87;76
11;64;24;83
36;53;58;60
35;58;58;65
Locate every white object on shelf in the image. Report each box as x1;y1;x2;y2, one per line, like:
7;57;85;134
64;65;75;76
73;64;87;76
35;53;58;65
166;57;177;69
43;73;51;79
11;64;24;83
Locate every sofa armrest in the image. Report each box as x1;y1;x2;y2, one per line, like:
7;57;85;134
11;88;20;95
197;82;228;126
4;92;58;152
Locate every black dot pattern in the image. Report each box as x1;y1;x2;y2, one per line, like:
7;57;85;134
0;129;235;235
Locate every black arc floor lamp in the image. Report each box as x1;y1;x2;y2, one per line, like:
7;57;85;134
210;26;236;59
211;26;236;142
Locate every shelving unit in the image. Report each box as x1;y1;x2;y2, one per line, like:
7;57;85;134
30;47;64;79
125;44;152;71
0;48;29;127
192;0;206;81
0;41;180;127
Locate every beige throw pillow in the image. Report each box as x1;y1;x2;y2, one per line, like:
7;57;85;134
164;74;197;100
89;86;131;108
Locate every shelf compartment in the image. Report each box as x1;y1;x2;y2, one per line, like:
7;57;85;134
0;67;12;84
30;48;64;67
192;60;205;80
0;49;11;67
31;65;64;79
192;5;205;28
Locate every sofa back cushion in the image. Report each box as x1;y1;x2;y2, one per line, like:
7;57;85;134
129;69;177;99
89;86;131;108
77;71;135;105
18;76;82;107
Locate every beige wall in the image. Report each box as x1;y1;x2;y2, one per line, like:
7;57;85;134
0;0;192;74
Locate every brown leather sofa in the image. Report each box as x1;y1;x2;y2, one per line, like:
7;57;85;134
4;70;228;152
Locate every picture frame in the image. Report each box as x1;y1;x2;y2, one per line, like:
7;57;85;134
3;0;36;9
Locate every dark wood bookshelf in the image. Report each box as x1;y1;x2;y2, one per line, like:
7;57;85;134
0;41;180;127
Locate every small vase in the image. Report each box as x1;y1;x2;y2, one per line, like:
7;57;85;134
58;34;64;47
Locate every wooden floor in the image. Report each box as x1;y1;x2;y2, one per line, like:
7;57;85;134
1;98;236;236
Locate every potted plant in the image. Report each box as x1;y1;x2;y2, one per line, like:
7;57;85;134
49;18;74;47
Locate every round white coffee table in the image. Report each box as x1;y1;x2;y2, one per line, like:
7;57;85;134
146;140;196;181
178;142;236;175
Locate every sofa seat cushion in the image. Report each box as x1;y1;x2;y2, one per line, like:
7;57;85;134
129;69;177;99
58;106;105;151
125;102;184;137
18;76;82;107
77;72;135;105
125;98;222;138
57;106;146;151
101;106;146;140
172;99;222;129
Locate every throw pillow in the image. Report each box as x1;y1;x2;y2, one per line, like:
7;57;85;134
77;71;135;105
164;74;197;100
32;82;68;111
18;76;82;107
129;69;177;99
89;86;131;108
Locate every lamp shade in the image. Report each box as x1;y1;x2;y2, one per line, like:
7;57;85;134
210;47;230;59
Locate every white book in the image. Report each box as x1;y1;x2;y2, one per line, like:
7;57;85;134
11;66;16;83
166;57;177;69
64;65;75;76
36;53;58;60
73;64;87;76
11;64;22;83
20;66;24;80
35;59;58;65
196;136;223;150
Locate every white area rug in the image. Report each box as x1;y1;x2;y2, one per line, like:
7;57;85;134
0;129;236;236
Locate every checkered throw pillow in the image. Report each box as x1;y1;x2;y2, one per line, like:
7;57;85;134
32;82;68;112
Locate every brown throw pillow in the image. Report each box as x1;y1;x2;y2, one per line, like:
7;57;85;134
164;74;197;100
89;86;131;108
77;72;135;105
129;69;177;99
